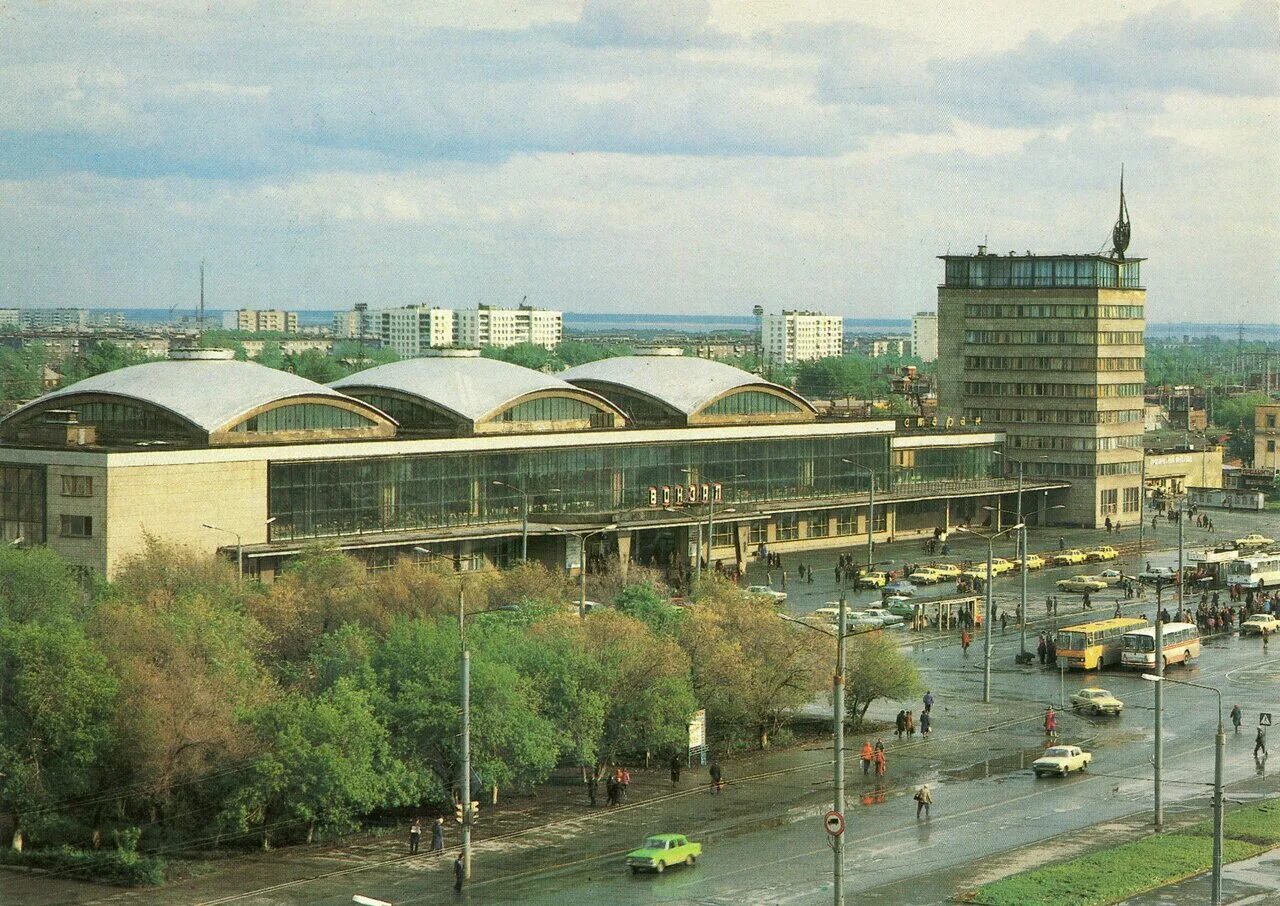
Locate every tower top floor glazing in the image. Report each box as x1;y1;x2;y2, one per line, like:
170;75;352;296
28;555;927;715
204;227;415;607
939;252;1143;291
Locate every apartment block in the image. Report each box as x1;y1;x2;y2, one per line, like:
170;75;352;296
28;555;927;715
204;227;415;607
377;305;456;357
911;312;938;362
1256;404;1280;471
937;247;1146;527
332;304;375;340
224;309;299;333
455;304;562;350
762;310;843;367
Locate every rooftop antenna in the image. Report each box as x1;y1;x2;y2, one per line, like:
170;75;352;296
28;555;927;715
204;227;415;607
1111;165;1131;260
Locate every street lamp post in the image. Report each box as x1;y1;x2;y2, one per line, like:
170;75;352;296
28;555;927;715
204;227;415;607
548;524;618;618
1141;674;1225;904
681;470;745;582
491;480;529;562
957;523;1023;703
202;522;243;583
842;459;876;573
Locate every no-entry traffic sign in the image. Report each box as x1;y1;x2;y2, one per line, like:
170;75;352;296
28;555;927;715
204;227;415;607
824;810;845;837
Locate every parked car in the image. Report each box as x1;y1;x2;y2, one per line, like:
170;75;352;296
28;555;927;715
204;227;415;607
1069;687;1124;715
1241;614;1279;636
926;562;963;578
908;567;946;585
856;571;888;589
884;580;917;597
1138;566;1177;585
807;607;840;625
1032;745;1092;778
862;607;905;627
1086;546;1119;562
746;586;787;604
1057;575;1109;593
884;597;919;619
989;557;1015;575
626;834;701;874
1016;554;1045;571
1053;549;1088;566
1235;533;1275;549
1093;568;1127;587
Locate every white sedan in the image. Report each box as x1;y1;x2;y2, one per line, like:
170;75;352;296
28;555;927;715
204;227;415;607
1032;745;1092;778
747;586;788;604
1242;614;1279;636
861;607;905;627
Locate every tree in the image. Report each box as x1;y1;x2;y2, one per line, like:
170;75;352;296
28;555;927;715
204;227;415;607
482;343;557;372
796;356;875;402
0;344;47;402
613;582;685;635
0;622;117;850
679;582;827;747
844;633;923;729
224;680;416;847
0;545;87;625
556;340;632;368
59;341;155;384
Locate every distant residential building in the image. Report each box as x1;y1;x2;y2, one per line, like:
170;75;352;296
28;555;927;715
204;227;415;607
0;309;22;330
378;305;456;358
91;312;128;329
1255;404;1280;470
223;309;299;333
911;312;938;362
762;310;843;367
20;308;88;331
332;303;375;340
850;336;910;358
455;304;562;350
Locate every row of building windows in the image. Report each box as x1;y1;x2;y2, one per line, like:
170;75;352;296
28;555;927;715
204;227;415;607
964;330;1144;346
0;465;45;544
1022;460;1143;478
60;401;189;439
944;256;1141;289
963;304;1144;320
1101;487;1143;515
963;356;1144;373
963;382;1144;399
231;403;378;434
498;397;612;425
963;408;1145;425
1010;434;1144;452
701;390;803;417
739;507;887;546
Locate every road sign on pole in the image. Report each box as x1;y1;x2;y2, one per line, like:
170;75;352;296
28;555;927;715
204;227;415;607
824;810;845;837
1262;713;1272;726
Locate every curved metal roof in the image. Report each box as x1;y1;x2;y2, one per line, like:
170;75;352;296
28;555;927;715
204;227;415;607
6;360;379;433
331;357;624;423
561;356;815;417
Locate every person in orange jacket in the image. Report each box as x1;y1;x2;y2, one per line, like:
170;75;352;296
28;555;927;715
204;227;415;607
873;747;887;777
860;741;874;774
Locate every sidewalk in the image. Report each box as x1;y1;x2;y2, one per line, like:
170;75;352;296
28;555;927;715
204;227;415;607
1119;848;1280;905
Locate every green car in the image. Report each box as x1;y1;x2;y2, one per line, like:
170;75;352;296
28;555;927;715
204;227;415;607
625;833;702;874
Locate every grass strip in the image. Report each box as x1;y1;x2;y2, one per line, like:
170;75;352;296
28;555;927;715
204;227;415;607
969;834;1264;906
1176;798;1280;846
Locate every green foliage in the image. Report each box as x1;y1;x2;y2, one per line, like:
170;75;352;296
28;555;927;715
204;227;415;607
483;342;558;372
1;837;166;887
844;632;923;728
1178;798;1280;845
971;834;1263;906
0;343;48;401
0;545;87;625
614;582;685;635
795;355;885;401
556;339;632;367
60;341;156;384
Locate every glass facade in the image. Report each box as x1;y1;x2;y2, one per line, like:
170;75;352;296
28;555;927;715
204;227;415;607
267;434;1004;543
497;397;613;426
0;464;46;544
350;393;457;432
231;403;377;434
51;400;191;442
701;391;803;417
944;256;1142;289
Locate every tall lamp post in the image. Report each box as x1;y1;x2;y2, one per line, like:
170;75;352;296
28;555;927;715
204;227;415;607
202;517;274;583
491;481;559;563
982;501;1063;661
680;469;745;581
842;459;877;573
1141;673;1225;905
957;523;1024;703
548;524;618;618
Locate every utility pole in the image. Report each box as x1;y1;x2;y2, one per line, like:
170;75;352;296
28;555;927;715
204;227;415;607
832;594;847;906
1154;615;1163;830
958;523;1022;703
458;581;472;880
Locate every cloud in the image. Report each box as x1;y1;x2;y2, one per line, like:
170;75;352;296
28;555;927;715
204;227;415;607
576;0;712;46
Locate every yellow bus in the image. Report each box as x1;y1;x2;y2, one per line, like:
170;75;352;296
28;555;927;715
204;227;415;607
1055;617;1149;670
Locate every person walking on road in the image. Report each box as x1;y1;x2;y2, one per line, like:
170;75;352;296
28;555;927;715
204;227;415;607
1230;705;1243;734
873;746;886;778
920;710;931;737
895;709;907;739
961;629;971;654
914;784;932;819
1044;706;1058;738
905;711;916;736
670;753;682;785
431;817;445;854
453;854;465;894
409;817;422;855
709;761;724;794
1037;633;1047;665
923;691;934;714
1256;726;1268;760
861;741;874;775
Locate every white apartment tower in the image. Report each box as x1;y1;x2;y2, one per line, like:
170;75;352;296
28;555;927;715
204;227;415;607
762;310;844;367
911;312;938;362
224;309;299;333
455;304;562;350
378;305;456;357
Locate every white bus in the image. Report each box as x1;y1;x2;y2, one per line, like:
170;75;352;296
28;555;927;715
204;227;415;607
1121;622;1200;669
1226;553;1280;590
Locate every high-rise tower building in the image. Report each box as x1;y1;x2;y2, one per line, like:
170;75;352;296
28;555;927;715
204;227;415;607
937;180;1144;527
762;310;844;367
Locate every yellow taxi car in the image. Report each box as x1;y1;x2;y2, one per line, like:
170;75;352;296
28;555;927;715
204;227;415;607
1016;554;1045;571
908;567;946;585
989;557;1015;576
1053;549;1088;566
1085;546;1119;562
856;571;888;589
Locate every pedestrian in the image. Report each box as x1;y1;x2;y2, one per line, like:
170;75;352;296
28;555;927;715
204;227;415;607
1001;611;1008;633
1044;706;1057;738
1230;704;1242;734
670;753;682;785
923;690;934;714
454;854;465;894
618;766;631;802
895;709;907;739
709;760;724;794
1256;726;1268;760
914;784;932;819
873;746;886;777
1059;536;1066;550
1037;633;1047;665
409;817;422;855
606;774;618;806
587;769;599;806
861;740;873;775
1047;635;1057;664
920;710;931;736
906;711;916;736
961;629;971;654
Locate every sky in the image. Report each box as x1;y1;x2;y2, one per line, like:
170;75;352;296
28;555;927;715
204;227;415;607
1;0;1277;322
